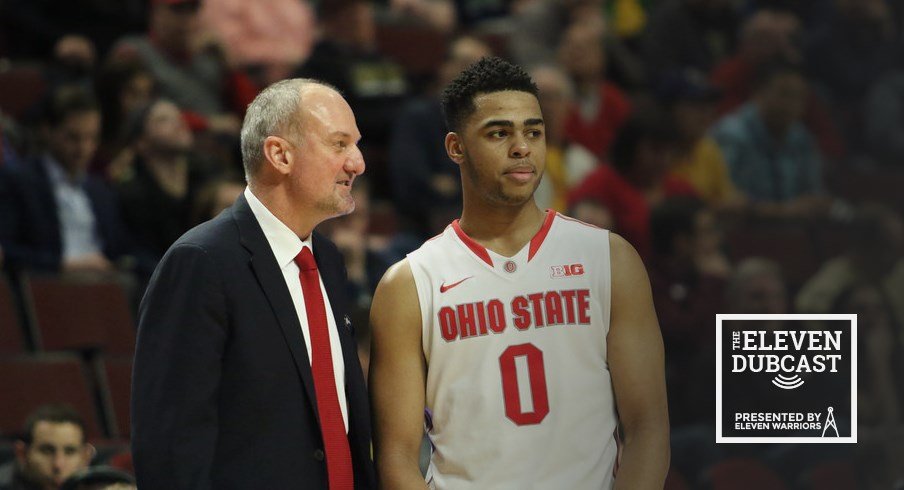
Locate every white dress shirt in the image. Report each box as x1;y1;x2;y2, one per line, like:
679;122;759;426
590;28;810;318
44;156;103;260
244;187;348;431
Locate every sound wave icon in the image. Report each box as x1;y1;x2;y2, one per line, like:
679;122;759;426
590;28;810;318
772;374;805;390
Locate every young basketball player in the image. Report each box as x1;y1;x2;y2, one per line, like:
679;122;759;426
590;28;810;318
369;57;670;489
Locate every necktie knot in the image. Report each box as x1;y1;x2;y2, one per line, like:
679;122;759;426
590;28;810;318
295;247;317;272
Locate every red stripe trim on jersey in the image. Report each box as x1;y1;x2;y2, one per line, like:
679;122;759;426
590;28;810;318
451;220;494;266
556;213;604;230
527;209;556;262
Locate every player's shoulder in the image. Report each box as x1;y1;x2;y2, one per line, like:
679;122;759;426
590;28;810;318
551;211;611;239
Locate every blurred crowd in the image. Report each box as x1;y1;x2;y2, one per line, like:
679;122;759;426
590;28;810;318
1;0;904;488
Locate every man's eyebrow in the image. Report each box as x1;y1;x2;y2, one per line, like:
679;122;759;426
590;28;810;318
481;120;515;129
524;118;545;126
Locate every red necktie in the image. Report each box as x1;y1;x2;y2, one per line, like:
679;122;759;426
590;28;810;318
295;247;354;489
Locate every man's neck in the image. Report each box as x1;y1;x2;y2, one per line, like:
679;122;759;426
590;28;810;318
458;197;546;257
248;183;319;240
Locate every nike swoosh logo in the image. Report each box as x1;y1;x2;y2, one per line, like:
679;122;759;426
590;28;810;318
440;276;473;293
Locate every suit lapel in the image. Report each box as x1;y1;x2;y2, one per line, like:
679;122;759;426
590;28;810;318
231;194;320;420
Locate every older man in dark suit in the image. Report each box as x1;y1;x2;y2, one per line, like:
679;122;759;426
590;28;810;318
131;79;375;489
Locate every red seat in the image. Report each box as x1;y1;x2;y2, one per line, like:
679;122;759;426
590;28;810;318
0;64;47;120
803;459;858;490
706;458;789;490
25;275;136;355
98;357;133;439
0;277;25;354
376;22;448;77
0;355;103;439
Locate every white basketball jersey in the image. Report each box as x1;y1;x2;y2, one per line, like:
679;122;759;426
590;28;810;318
407;211;619;490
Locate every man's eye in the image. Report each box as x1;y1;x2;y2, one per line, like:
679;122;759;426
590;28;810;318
489;130;507;138
528;130;543;138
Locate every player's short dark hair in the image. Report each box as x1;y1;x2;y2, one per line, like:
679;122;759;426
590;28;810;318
441;56;538;132
42;85;100;128
21;403;87;445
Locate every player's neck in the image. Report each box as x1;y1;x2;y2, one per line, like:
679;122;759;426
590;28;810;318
458;200;546;257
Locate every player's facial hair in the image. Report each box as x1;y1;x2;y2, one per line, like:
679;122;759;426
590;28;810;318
460;149;535;206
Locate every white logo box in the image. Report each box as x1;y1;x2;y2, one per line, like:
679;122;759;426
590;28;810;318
715;314;857;444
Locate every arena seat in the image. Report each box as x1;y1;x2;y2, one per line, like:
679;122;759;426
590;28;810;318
24;275;135;355
96;357;133;439
0;64;47;120
0;354;103;439
0;277;25;354
704;458;789;490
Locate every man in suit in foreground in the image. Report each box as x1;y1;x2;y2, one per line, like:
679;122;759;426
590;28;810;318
131;78;375;489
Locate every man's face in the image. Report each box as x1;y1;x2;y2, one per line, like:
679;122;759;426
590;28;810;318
140;100;193;155
453;90;546;207
16;422;91;490
757;72;807;134
736;273;787;316
558;24;604;82
47;111;101;175
289;87;365;219
151;2;200;52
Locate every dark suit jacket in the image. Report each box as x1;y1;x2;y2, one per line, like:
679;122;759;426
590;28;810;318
0;157;131;272
131;194;376;489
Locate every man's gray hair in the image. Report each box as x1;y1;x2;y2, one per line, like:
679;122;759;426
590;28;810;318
240;78;337;180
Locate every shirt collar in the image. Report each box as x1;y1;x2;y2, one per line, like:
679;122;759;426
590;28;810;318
43;154;84;186
244;187;312;269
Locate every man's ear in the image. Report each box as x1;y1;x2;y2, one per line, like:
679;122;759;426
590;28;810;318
14;440;27;465
81;442;96;464
262;136;294;176
445;132;464;165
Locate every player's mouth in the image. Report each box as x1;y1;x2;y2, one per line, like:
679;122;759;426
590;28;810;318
503;165;536;184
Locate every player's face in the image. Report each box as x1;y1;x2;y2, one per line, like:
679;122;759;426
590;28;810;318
452;90;546;207
288;87;365;219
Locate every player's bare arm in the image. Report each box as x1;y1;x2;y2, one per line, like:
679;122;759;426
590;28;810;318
369;259;429;489
608;233;671;489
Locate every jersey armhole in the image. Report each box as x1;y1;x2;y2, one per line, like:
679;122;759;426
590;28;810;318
406;253;433;362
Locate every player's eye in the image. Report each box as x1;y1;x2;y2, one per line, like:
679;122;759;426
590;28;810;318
489;130;508;138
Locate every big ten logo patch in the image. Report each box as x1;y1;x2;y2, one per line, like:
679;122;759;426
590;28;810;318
550;264;584;278
716;314;857;443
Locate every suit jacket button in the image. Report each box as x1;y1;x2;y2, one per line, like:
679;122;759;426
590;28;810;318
313;449;325;461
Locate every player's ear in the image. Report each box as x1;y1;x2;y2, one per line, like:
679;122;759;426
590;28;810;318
445;132;464;165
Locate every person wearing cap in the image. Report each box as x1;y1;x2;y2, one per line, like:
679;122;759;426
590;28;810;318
659;69;745;210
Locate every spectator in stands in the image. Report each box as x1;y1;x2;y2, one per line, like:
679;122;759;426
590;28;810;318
805;0;898;149
115;98;213;266
709;9;846;160
642;0;739;80
711;61;830;218
567;109;697;257
389;35;491;237
797;203;904;325
0;86;132;274
648;196;728;424
199;0;316;85
558;20;632;160
110;0;256;135
530;64;596;212
0;404;94;490
388;0;456;34
659;69;743;209
726;257;788;332
190;177;245;226
864;69;904;166
295;0;408;159
94;58;156;178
